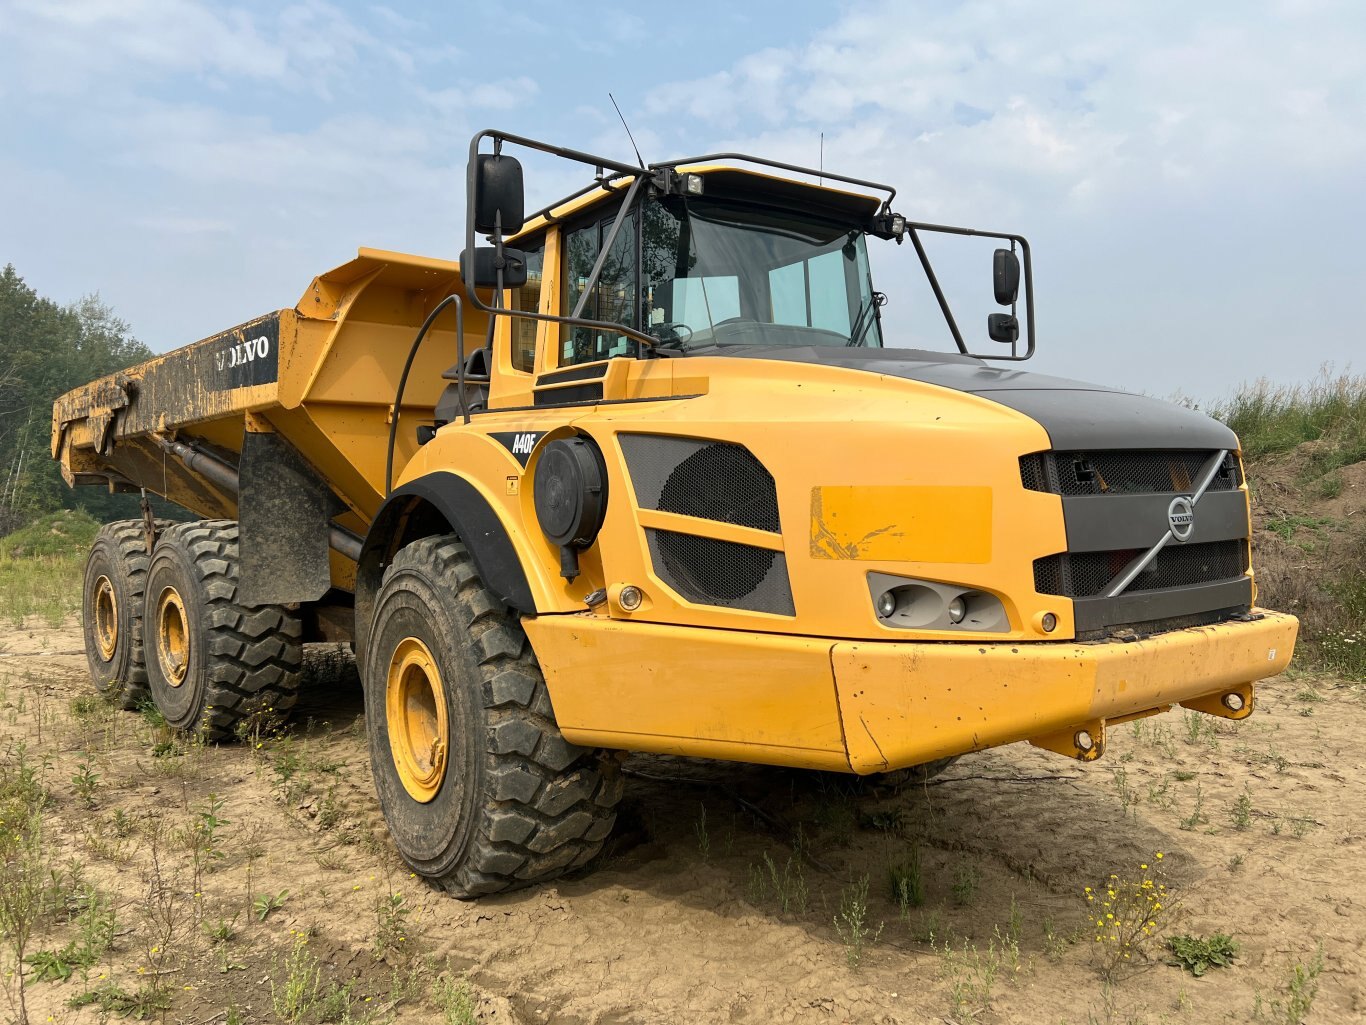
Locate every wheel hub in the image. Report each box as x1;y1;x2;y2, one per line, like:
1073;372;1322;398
155;586;190;687
93;575;119;661
386;637;449;803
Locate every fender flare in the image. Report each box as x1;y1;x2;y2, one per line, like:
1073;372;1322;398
356;472;536;659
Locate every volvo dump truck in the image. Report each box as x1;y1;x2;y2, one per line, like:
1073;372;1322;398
53;130;1298;896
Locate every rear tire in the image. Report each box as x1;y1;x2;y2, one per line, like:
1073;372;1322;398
364;534;622;898
82;520;167;709
144;520;302;741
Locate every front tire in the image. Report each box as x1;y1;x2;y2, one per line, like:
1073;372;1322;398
364;535;622;897
144;520;302;740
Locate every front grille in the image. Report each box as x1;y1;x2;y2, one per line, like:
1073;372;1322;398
1034;540;1249;598
645;529;795;615
1020;450;1241;496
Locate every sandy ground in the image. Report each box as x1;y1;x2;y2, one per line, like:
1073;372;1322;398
1;617;1361;1025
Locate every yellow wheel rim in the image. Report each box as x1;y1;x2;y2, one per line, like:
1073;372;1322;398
386;637;449;804
93;575;119;661
155;586;190;688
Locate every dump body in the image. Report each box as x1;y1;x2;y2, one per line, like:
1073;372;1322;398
52;249;488;592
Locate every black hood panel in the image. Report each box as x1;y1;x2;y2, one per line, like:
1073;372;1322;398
717;346;1238;452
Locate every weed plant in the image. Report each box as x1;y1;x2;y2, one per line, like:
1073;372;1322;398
1252;944;1325;1025
372;890;412;960
0;745;54;1025
272;932;356;1024
1167;933;1238;976
434;972;478;1025
939;937;1000;1020
746;851;808;915
888;843;925;915
254;889;289;922
1085;852;1173;981
833;875;882;968
951;862;980;905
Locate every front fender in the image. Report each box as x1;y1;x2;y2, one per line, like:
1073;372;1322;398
356;472;536;660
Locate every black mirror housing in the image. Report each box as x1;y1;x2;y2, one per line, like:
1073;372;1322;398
473;154;525;235
987;313;1019;344
993;249;1020;306
461;247;528;289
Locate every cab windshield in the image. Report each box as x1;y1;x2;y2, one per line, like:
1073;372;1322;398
562;195;882;364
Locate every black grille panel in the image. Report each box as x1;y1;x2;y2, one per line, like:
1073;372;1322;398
1034;540;1249;598
1020;450;1241;496
645;529;794;615
621;435;780;532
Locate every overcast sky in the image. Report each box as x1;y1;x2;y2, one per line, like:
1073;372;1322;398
2;0;1363;399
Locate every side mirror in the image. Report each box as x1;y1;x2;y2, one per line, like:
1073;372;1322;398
472;154;525;235
461;247;528;289
987;313;1019;344
993;248;1020;306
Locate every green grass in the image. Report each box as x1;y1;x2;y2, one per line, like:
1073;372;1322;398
1200;370;1366;680
1264;515;1334;542
0;509;97;628
0;508;99;559
1208;368;1366;469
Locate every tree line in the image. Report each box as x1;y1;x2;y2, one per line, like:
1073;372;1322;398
0;264;157;534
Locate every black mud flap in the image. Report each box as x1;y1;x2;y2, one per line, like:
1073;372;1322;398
238;431;337;605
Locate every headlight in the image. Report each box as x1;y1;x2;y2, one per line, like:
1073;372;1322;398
866;573;1009;633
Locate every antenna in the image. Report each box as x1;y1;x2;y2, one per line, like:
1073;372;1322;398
609;93;646;169
819;132;824;185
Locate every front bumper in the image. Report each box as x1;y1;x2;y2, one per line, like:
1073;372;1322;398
833;610;1298;772
526;609;1298;773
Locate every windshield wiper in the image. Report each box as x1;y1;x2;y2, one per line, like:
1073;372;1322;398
846;278;886;347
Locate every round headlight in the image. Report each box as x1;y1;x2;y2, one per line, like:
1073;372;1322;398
876;590;898;618
947;596;967;624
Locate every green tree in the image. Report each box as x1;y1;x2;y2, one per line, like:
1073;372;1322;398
0;264;157;532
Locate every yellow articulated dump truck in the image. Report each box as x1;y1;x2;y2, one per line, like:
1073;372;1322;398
53;129;1298;896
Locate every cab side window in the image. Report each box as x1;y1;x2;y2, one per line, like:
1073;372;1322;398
561;208;638;366
510;239;545;373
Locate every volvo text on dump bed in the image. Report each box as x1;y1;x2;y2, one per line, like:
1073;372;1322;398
52;130;1298;896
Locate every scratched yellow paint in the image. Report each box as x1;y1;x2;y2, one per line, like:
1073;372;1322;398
810;485;993;563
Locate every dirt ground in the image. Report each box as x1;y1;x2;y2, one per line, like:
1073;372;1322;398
1;617;1361;1025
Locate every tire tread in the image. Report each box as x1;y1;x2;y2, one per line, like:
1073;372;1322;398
378;535;621;897
151;520;301;740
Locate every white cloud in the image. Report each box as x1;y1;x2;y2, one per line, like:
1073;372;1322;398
644;0;1366;221
421;77;541;114
6;0;288;92
2;0;424;99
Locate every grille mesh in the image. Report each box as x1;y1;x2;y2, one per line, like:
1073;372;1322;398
645;529;795;615
1034;540;1248;598
1020;450;1241;496
620;434;781;532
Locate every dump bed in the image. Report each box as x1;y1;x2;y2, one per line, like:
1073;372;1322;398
52;249;487;554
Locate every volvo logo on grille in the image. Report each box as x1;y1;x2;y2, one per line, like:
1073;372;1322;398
1167;496;1196;542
